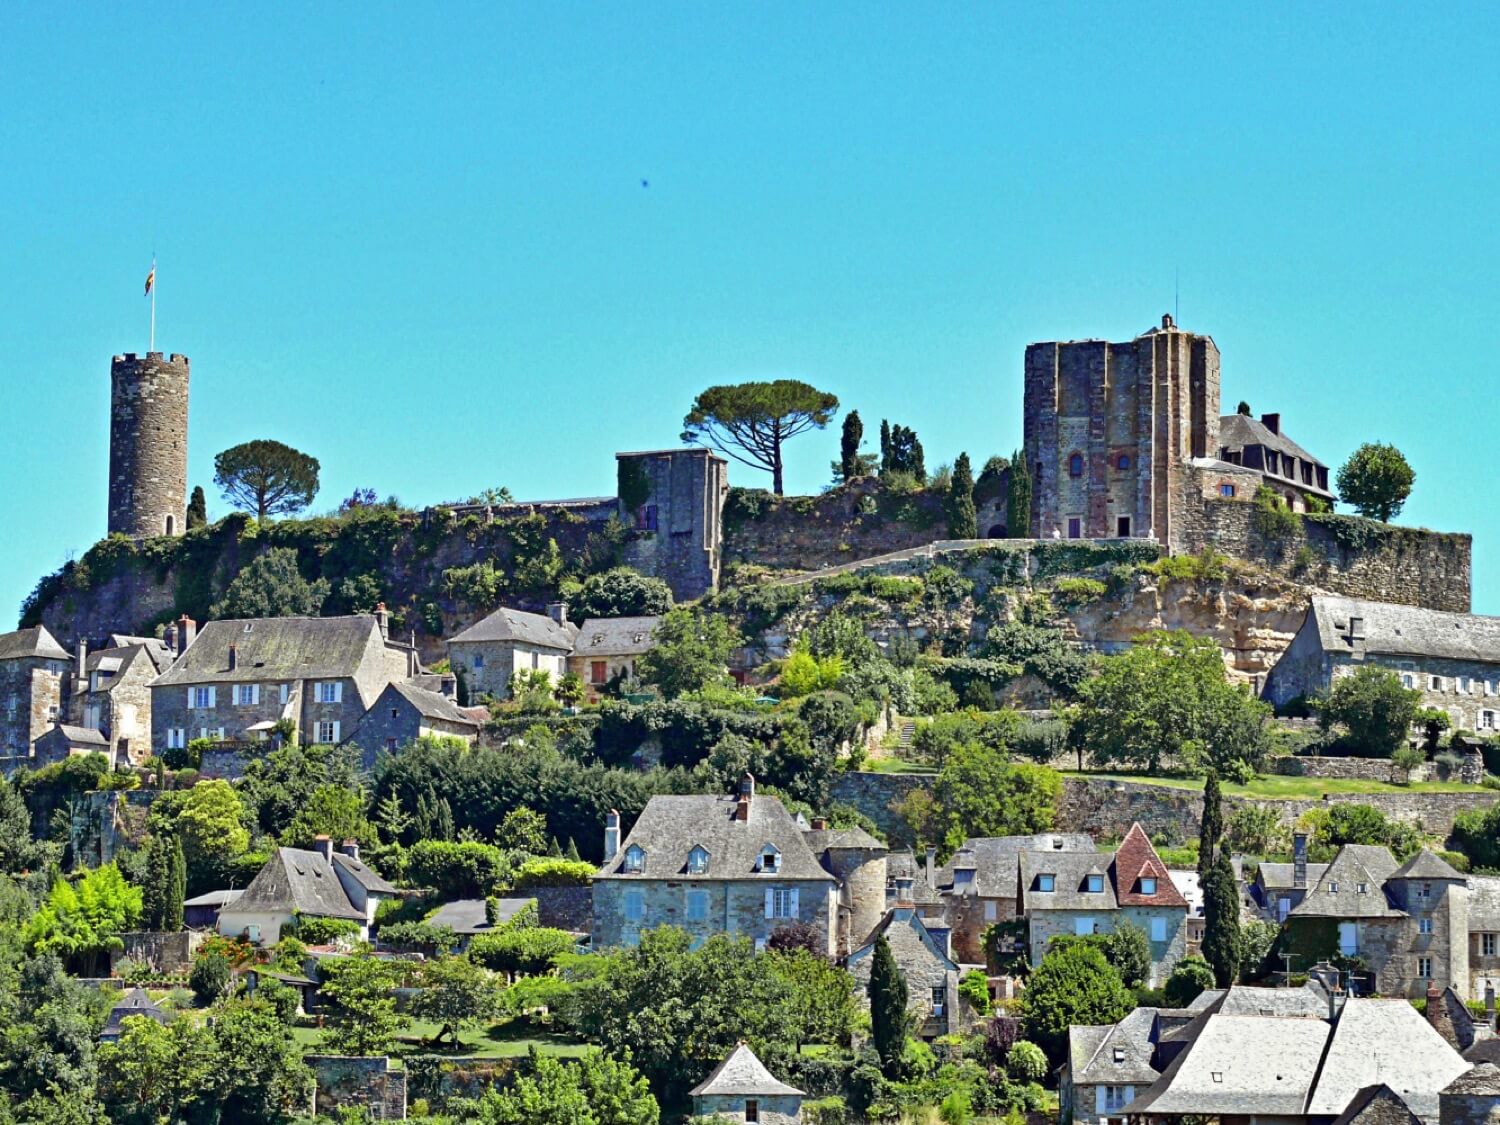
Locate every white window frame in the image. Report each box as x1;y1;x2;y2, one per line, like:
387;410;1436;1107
622;845;645;874
1419;916;1434;935
235;684;259;706
316;681;342;704
759;845;781;873
191;686;216;710
766;887;798;920
167;728;185;750
314;720;340;744
1431;675;1444;692
930;985;946;1016
687;846;709;875
1419;956;1433;979
1482;710;1498;731
1401;673;1415;689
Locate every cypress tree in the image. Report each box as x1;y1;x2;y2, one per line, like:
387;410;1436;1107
1007;449;1032;538
141;833;170;930
1198;770;1223;876
879;420;893;475
907;430;926;482
840;411;864;482
946;452;978;539
165;836;186;931
1202;852;1241;988
186;486;208;531
868;934;908;1079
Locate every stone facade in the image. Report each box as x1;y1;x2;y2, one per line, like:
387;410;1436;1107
308;1055;406;1120
617;448;728;600
1272;753;1486;785
846;905;963;1038
0;639;69;761
108;352;189;539
69;642;164;766
592;875;836;952
692;1092;803;1123
346;681;481;768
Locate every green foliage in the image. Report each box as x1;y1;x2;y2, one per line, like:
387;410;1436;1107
1252;485;1301;540
768;948;859;1050
1314;665;1420;758
283;783;376;848
1202;853;1241;988
1453;803;1500;870
1070;630;1271;780
1163;954;1216;1007
839;410;867;482
984;621;1090;697
1143;548;1232;583
1006;1040;1047;1083
410;955;502;1045
406;840;510;898
495;807;549;854
1006;449;1031;538
148;779;251;894
958;968;991;1016
290;916;361;945
319;954;408;1055
443;559;508;611
140;833;186;932
880;422;925;481
779;646;845;699
868;935;908;1079
461;1047;659;1125
682;380;839;494
214;438;321;521
190;948;232;1005
1051;576;1106;606
902;744;1060;855
1300;802;1423;859
946;453;978;538
1020;942;1133;1065
511;858;597;889
1336;442;1415;522
637;607;741;699
565;567;673;621
1102;921;1151;989
211;546;330;619
1226;804;1285;855
469;927;576;976
186;485;208;530
1200;771;1223;875
617;458;652;515
25;865;143;976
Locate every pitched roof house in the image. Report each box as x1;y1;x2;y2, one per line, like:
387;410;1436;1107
1217;411;1333;507
568;615;661;699
447;605;576;700
218;838;396;945
690;1042;805;1124
348;679;484;767
847;880;965;1038
0;625;72;770
68;636;172;766
100;988;170;1042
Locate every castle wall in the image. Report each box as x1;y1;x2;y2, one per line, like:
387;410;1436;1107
617;449;727;600
108;353;189;539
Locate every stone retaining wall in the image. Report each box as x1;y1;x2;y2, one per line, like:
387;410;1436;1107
308;1055;406;1120
1271;752;1486;785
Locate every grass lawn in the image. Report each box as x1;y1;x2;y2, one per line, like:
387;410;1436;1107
864;756;936;774
292;1018;589;1060
1062;770;1487;799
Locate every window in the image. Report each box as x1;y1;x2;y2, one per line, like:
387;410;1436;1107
1420;917;1434;935
1103;1086;1131;1112
531;651;539;670
1482;934;1496;957
472;653;484;669
1329;881;1340;894
278;683;290;704
191;686;215;709
622;845;645;874
1037;874;1055;892
984;900;998;922
167;728;185;750
1402;673;1416;689
1357;882;1368;894
760;845;781;873
1220;483;1237;498
1339;922;1358;956
1431;675;1444;692
591;660;607;685
685;889;708;921
1151;917;1168;942
931;985;946;1015
744;1099;759;1124
1116;516;1132;537
1461;677;1473;694
1074;917;1095;936
164;514;175;535
767;887;797;919
687;846;709;875
1067;518;1081;539
316;682;342;704
1116;454;1131;470
1113;1047;1126;1065
1421;882;1432;899
624;889;644;923
1140;877;1157;895
1349;616;1365;638
235;684;259;706
1068;453;1084;478
1086;874;1104;893
1482;710;1497;731
315;720;340;744
1419;956;1433;979
636;504;658;531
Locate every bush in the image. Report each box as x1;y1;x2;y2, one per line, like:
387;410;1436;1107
1007;1040;1048;1083
406;839;510;898
1051;577;1107;607
377;920;458;955
1163;955;1216;1007
291;916;361;945
468;927;576;976
509;858;596;889
958;969;991;1016
190;950;231;1006
1252;486;1301;540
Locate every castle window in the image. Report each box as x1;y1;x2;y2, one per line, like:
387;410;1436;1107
1220;483;1236;498
1068;453;1084;478
623;845;645;874
1482;710;1497;730
1430;676;1444;692
1116;454;1130;470
164;515;175;535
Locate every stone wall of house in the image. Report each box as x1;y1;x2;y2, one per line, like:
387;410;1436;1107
0;658;68;756
116;930;205;974
531;885;593;931
199;748;249;780
592;878;834;951
1440;1087;1500;1125
1175;492;1472;612
694;1092;803;1123
307;1055;406;1120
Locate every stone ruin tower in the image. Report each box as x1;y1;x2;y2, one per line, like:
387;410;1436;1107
108;352;190;538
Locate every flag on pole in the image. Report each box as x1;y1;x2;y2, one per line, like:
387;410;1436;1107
144;260;156;296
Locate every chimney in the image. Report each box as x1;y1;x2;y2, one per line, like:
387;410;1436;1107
1161;313;1175;330
313;834;333;861
811;817;828;831
894;875;915;917
1261;412;1281;436
76;638;88;683
164;622;178;654
177;615;197;654
1294;833;1308;889
546;602;568;626
1425;981;1459;1047
735;773;755;822
340;839;360;861
439;674;458;700
374;602;389;640
228;643;238;671
1486;982;1495;1030
926;846;937;886
603;810;621;862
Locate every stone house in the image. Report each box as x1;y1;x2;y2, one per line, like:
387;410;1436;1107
591;775;838;953
31;724;110;766
1468;878;1500;1004
1217;412;1333;512
100;988;169;1043
1285;845;1472;1000
933;832;1097;963
0;625;71;766
1169;869;1206;958
347;680;484;768
885;848;948;927
1064;1007;1162;1125
846;880;964;1038
446;605;575;700
151;611;419;755
1019;822;1188;986
568;615;660;700
1440;1065;1500;1125
218;838;397;945
68;635;172;766
1264;596;1500;734
802;820;888;956
690;1042;804;1124
1252;832;1331;922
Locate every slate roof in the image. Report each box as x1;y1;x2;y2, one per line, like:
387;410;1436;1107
154;615;388;685
886;850;944;907
1390;849;1465;881
1330;1084;1423;1125
935;833;1096;898
849;906;958;972
1464;1039;1500;1065
78;640;173;689
385;681;483;727
101;988;169;1038
572;616;661;658
1020;849;1116;910
183;889;243;908
597;793;835;882
803;826;887;854
1216;983;1331;1018
427;897;535;935
0;625;69;662
1218;413;1329;474
449;607;577;651
224;847;371;920
332;851;397;896
1445;1062;1500;1094
50;725;109;746
1257;861;1331;892
1469;876;1500;930
1306;999;1469;1118
689;1042;804;1098
1291;845;1404;919
1306;595;1500;664
1070;1006;1161;1085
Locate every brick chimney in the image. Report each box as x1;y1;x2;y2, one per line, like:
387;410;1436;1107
1294;832;1308;889
811;817;828;831
735;774;755;822
604;810;621;862
374;602;389;640
1261;412;1281;436
340;839;360;861
313;834;334;861
546;602;568;626
177;615;197;655
1426;981;1459;1048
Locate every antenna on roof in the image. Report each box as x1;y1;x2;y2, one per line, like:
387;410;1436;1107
1174;267;1180;326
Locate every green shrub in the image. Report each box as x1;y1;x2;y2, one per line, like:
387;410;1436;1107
509;858;596;889
1051;577;1107;607
1252;485;1301;540
291;916;362;945
1144;549;1231;582
1006;1040;1048;1082
958;969;991;1015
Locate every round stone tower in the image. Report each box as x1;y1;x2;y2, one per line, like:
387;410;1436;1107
108;352;190;538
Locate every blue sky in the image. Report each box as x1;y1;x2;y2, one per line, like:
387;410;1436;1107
1;4;1497;621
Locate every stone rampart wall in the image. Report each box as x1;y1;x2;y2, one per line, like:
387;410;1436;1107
308;1055;406;1120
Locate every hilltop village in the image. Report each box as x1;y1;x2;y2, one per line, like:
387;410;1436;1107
3;316;1500;1123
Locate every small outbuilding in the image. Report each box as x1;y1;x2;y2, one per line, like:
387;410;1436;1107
100;988;169;1042
689;1041;804;1123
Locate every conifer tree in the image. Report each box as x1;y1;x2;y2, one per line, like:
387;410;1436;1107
1007;449;1032;538
186;486;208;531
141;834;171;930
946;452;978;538
1198;770;1222;877
879;420;893;474
166;836;186;931
1202;852;1241;988
565;838;582;862
840;411;865;481
868;934;908;1079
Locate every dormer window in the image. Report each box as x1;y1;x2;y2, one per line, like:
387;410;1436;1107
687;846;709;875
622;844;645;874
1329;881;1339;894
1140;876;1157;895
1086;874;1104;893
1113;1046;1126;1064
1038;874;1055;892
759;845;781;873
1357;882;1368;894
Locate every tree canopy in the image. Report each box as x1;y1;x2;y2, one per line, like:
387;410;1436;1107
211;546;330;619
681;380;838;495
1313;665;1419;758
636;607;740;699
213;438;321;521
1020;941;1133;1065
563;567;673;621
1336;442;1415;522
946;452;978;538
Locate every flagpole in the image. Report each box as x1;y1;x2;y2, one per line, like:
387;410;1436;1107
150;257;156;352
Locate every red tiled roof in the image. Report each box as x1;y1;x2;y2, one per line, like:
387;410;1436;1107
1112;823;1189;907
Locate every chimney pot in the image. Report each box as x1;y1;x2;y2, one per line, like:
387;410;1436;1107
313;834;333;861
340;839;360;860
736;773;755;820
374;603;389;640
546;602;568;626
811;817;828;831
178;615;197;654
926;845;937;885
76;638;88;682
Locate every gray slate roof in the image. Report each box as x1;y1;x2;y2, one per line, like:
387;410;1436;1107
154;615;387;685
225;847;369;920
803;826;887;854
51;725;108;746
1330;1084;1423;1125
82;639;173;683
0;625;69;662
385;681;483;727
1306;999;1469;1118
1390;849;1465;881
937;833;1096;898
886;850;944;907
689;1042;804;1098
427;897;535;935
1218;413;1329;473
1020;849;1116;910
449;607;576;651
849;906;958;971
598;793;834;882
102;988;169;1037
1307;595;1500;664
1070;1006;1161;1085
1216;983;1332;1018
1291;845;1403;919
572;616;661;658
332;851;397;895
183;889;243;908
1258;861;1331;892
1445;1062;1500;1094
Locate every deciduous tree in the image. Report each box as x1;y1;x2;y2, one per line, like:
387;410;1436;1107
213;439;321;521
1336;442;1415;522
681;380;839;495
410;956;502;1046
637;608;740;700
319;954;407;1056
211;547;330;619
1163;954;1216;1006
1313;665;1419;758
1020;941;1133;1065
